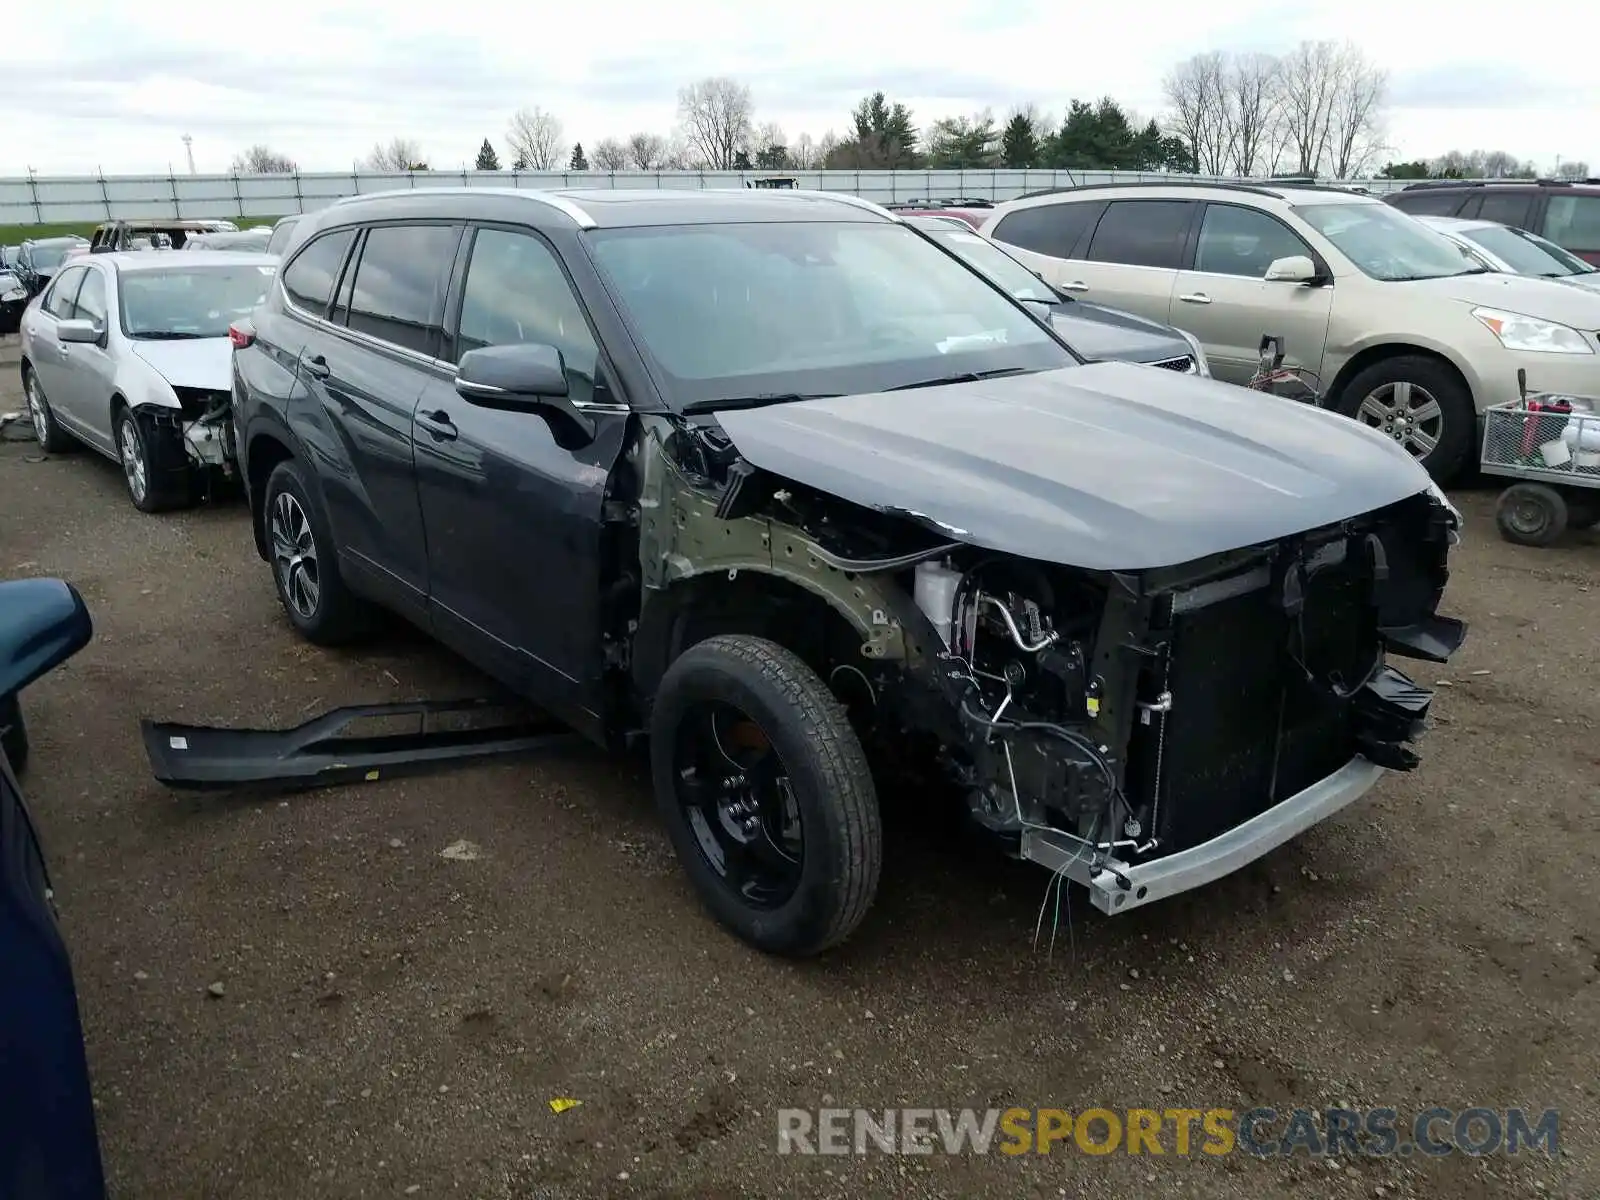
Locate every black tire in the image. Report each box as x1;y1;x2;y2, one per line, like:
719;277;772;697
649;634;883;957
261;457;373;645
1495;483;1569;547
1335;355;1474;485
0;693;27;776
22;365;76;454
114;406;192;512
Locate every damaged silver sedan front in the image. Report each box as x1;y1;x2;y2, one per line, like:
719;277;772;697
16;249;274;511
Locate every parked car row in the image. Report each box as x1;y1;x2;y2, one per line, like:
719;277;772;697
11;185;1466;959
976;180;1600;483
1384;177;1600;264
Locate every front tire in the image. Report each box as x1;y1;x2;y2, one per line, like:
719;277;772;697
649;634;883;957
116;407;192;512
23;367;75;455
1336;355;1474;485
261;457;373;645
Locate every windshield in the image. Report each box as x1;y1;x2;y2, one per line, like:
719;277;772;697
1297;203;1485;282
587;221;1072;409
118;264;276;339
1461;225;1585;277
28;243;75;272
922;226;1056;303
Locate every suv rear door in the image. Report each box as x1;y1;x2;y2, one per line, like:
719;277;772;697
1170;201;1335;384
1061;198;1198;324
1457;188;1538;231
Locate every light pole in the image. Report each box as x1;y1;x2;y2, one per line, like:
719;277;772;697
182;134;197;175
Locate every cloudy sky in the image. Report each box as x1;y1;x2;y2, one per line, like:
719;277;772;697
5;0;1594;177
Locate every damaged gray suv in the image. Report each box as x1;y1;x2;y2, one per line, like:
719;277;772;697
229;186;1466;957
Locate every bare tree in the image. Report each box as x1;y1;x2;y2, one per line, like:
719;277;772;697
1162;52;1230;175
364;138;426;172
1556;159;1592;179
660;134;697;170
1226;53;1279;176
789;132;819;170
676;76;754;170
591;137;629;171
1325;45;1388;178
230;144;297;174
625;132;667;170
506;106;566;171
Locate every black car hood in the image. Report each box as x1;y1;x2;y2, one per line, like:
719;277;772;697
714;361;1433;571
1048;300;1192;365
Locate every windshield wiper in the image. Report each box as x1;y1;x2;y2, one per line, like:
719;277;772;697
134;331;211;340
886;366;1033;392
681;392;840;415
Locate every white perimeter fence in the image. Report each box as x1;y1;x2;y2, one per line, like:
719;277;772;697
0;168;1414;227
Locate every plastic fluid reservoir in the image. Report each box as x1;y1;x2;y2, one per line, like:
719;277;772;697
913;561;963;648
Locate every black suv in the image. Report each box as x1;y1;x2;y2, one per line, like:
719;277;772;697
1385;180;1600;265
230;186;1463;956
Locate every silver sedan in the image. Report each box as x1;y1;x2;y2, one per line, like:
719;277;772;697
18;250;276;511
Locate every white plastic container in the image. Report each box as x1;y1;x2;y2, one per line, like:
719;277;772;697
913;561;963;649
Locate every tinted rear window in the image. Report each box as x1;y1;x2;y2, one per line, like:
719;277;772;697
1471;191;1535;228
281;229;355;315
1388;190;1469;218
344;223;462;356
990;202;1100;259
1085;200;1196;269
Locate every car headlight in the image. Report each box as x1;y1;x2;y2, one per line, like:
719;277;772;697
1425;479;1464;546
1471;307;1593;355
1177;328;1212;376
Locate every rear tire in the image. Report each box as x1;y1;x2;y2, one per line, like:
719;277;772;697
1495;483;1568;547
261;457;374;645
23;366;75;455
0;694;27;776
649;634;882;957
1336;355;1474;485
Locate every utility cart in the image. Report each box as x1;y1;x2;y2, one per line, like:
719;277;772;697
1480;385;1600;547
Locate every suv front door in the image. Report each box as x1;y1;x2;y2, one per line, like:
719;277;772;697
414;224;633;725
1059;199;1198;324
1171;202;1335;384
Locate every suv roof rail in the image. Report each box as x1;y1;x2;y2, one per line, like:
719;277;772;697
1400;178;1576;191
328;185;597;228
1010;179;1288;202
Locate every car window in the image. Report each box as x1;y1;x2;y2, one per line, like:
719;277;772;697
923;227;1055;302
1543;195;1600;254
1194;204;1313;277
266;218;301;257
589;220;1071;410
455;228;602;403
119;265;276;339
1389;190;1468;218
1460;225;1579;277
75;269;108;324
990;202;1101;260
1296;202;1480;282
1085;201;1195;269
1472;191;1534;229
42;266;86;318
281;229;355;316
344;223;461;356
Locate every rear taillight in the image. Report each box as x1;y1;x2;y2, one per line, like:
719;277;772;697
228;322;254;349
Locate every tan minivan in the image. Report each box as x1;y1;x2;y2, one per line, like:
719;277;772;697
980;181;1600;483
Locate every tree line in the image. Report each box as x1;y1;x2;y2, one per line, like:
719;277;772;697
225;50;1571;182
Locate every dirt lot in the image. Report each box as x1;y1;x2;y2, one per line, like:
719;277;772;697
2;335;1597;1200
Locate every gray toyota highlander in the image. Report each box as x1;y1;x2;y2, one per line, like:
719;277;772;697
229;186;1466;957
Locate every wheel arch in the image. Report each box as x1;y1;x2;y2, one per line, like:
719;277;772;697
244;430;297;560
1325;342;1473;411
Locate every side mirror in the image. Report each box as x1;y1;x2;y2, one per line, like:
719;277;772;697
453;342;595;443
0;578;93;700
57;318;102;344
1264;255;1317;284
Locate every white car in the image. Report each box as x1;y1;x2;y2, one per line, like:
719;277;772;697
1416;215;1600;294
18;251;276;511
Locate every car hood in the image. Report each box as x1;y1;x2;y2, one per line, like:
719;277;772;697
128;337;233;390
713;362;1432;571
1410;269;1600;323
1047;299;1192;364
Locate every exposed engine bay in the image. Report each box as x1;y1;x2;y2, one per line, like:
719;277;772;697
634;411;1466;915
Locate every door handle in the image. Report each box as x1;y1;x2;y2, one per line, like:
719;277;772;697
1177;292;1212;305
300;354;330;379
1060;281;1090;293
416;409;459;441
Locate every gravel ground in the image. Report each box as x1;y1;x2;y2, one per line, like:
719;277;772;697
2;334;1597;1200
